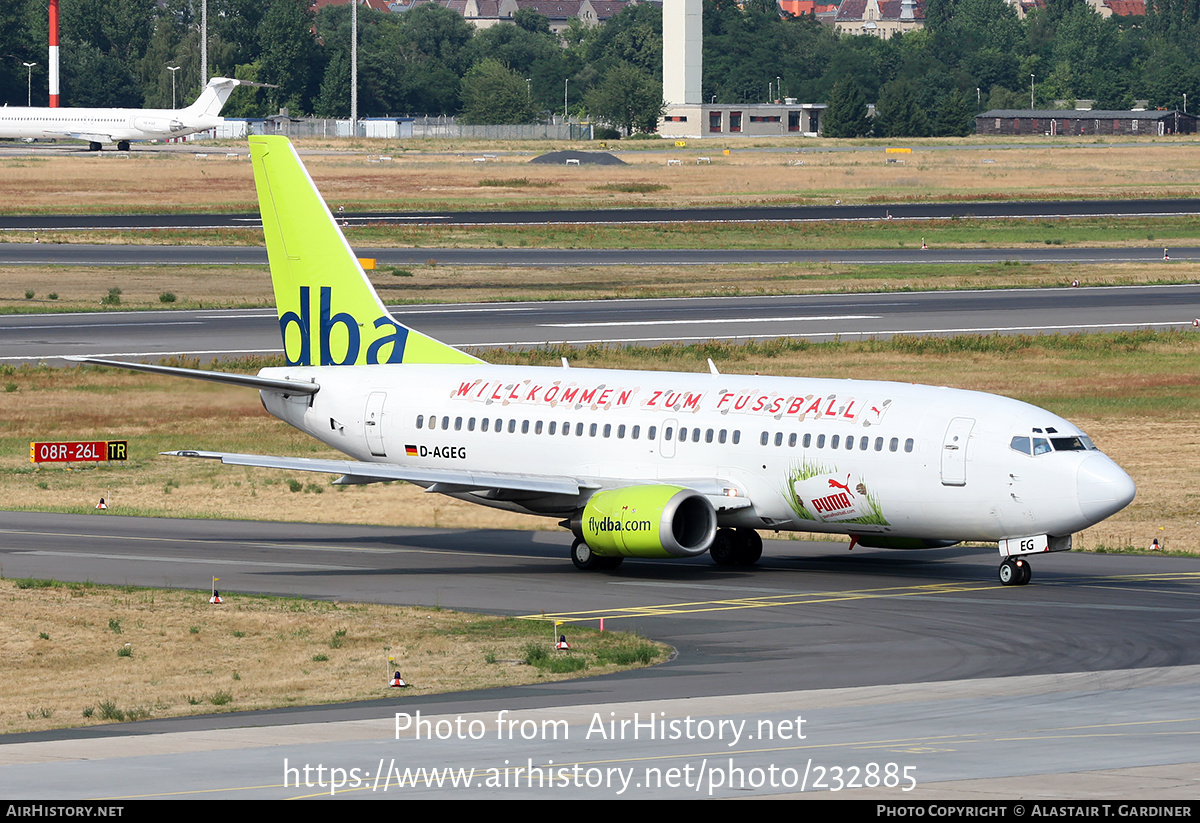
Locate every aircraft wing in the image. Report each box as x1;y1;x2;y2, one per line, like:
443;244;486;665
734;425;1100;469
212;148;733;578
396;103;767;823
57;131;116;143
162;450;584;496
69;357;319;395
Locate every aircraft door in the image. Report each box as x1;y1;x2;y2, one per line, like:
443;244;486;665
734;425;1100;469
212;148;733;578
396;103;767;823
941;417;975;486
365;391;387;457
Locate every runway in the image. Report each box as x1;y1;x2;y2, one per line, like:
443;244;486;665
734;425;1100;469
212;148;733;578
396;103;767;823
3;284;1197;363
0;512;1197;798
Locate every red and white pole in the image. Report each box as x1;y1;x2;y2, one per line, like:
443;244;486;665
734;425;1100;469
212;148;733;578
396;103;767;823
48;0;59;107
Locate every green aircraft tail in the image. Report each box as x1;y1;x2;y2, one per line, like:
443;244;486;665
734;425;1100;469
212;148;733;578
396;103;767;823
248;135;479;367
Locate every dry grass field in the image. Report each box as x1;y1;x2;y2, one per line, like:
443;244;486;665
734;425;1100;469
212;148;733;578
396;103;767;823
3;261;1199;312
2;137;1200;214
0;578;667;735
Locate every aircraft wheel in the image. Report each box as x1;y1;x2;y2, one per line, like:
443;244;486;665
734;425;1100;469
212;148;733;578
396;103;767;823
117;141;130;152
88;142;102;152
736;528;763;566
571;537;601;571
709;528;739;566
1017;559;1032;586
998;557;1020;586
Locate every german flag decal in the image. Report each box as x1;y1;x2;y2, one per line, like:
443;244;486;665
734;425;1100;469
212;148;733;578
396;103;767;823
405;445;418;457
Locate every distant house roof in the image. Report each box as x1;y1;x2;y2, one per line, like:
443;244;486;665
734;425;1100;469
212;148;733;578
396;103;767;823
779;0;839;14
1103;0;1145;14
834;0;924;21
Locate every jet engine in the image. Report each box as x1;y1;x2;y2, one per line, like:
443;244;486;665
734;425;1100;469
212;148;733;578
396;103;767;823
573;485;717;558
133;117;185;135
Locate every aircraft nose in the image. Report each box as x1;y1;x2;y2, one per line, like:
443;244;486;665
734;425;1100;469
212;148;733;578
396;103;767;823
1077;455;1136;523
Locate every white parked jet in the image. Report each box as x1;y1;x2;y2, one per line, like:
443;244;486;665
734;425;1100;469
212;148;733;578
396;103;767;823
82;136;1136;585
0;77;249;151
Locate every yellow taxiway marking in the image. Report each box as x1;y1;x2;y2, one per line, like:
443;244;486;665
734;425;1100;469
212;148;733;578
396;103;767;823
525;572;1200;623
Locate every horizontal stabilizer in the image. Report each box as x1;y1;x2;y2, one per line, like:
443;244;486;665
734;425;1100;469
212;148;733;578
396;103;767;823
162;450;582;496
70;357;319;395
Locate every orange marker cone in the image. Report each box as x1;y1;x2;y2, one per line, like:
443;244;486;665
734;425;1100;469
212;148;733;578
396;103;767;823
390;671;408;688
95;498;107;510
555;634;570;650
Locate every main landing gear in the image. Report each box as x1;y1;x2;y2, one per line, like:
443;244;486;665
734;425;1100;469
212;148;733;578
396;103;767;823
117;141;130;152
709;527;763;567
571;537;623;571
998;556;1032;586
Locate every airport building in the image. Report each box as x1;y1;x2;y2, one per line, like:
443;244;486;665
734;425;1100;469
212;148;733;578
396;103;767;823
977;109;1196;136
658;0;824;137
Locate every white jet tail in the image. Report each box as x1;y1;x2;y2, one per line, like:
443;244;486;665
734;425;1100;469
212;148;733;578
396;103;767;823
181;77;244;118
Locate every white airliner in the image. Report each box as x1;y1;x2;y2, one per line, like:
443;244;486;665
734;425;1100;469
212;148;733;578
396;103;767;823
0;77;249;151
81;136;1136;585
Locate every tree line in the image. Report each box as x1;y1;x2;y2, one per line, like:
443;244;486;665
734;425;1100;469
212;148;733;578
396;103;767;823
0;0;1195;138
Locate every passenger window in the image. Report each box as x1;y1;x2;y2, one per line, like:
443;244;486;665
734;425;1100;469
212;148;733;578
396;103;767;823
576;422;584;436
521;420;529;434
481;418;490;432
442;416;450;430
648;426;657;440
760;431;769;446
831;435;840;449
860;436;869;450
618;424;626;439
666;427;675;440
803;433;811;448
874;437;883;451
416;415;424;429
693;429;701;443
633;425;641;440
603;424;611;438
774;432;783;447
535;420;543;434
589;423;597;437
455;417;462;431
507;419;516;433
732;431;740;445
889;437;898;452
718;429;727;444
904;438;915;453
468;418;475;432
548;421;556;435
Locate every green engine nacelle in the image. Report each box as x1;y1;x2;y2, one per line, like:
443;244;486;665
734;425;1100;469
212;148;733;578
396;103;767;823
578;485;717;559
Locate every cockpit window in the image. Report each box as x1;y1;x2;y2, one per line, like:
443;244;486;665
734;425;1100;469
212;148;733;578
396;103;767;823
1013;432;1098;456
